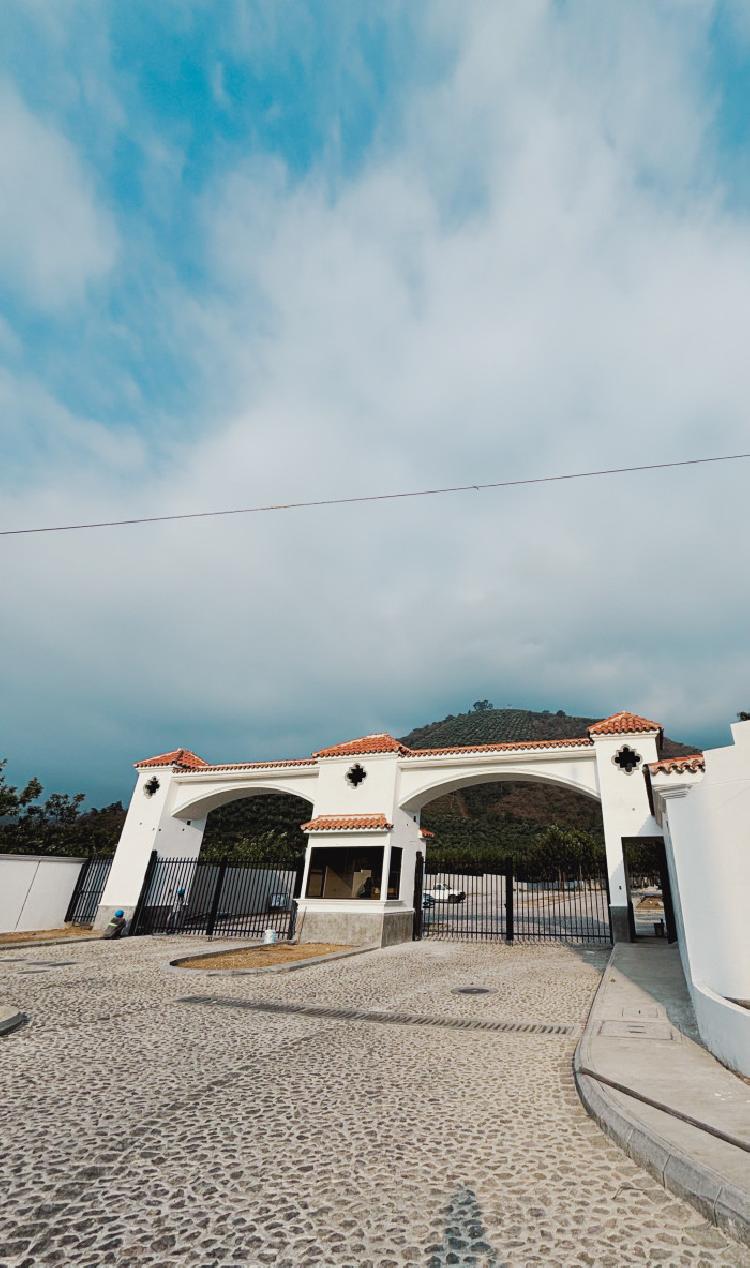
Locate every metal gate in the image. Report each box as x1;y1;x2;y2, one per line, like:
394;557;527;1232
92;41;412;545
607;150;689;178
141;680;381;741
65;855;113;926
131;856;303;939
419;864;611;944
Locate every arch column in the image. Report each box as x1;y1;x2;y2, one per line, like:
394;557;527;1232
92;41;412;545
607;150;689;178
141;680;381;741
95;760;206;929
591;721;663;942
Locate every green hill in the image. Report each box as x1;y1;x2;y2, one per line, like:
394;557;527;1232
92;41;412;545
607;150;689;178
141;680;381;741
399;704;692;757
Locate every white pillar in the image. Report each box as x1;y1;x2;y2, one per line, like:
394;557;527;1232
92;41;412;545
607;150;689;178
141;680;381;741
95;765;205;928
592;728;661;942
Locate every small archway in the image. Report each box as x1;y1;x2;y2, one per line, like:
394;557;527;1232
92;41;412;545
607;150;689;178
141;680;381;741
200;789;312;870
132;788;314;939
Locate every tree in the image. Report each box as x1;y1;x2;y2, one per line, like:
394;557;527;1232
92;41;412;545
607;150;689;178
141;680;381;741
517;826;605;880
0;758;42;819
738;711;750;722
472;700;494;712
0;757;125;857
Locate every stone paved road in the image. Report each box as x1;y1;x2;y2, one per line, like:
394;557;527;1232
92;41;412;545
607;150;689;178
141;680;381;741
0;938;746;1267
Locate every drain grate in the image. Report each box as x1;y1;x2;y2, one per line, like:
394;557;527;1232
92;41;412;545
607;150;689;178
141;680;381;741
452;986;494;996
178;996;573;1036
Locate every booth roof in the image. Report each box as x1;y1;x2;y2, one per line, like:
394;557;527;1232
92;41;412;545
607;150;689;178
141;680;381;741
301;814;393;832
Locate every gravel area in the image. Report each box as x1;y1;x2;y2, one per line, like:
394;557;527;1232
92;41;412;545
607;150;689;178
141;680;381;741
175;943;350;970
0;926;94;944
0;937;746;1267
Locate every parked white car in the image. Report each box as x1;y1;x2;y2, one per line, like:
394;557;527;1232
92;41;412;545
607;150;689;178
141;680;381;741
267;892;292;912
423;882;466;907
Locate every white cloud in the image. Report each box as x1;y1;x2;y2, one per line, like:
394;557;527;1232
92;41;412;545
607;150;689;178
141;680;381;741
3;0;750;798
0;81;117;309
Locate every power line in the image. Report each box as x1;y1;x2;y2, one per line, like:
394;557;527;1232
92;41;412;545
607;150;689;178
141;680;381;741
2;451;749;538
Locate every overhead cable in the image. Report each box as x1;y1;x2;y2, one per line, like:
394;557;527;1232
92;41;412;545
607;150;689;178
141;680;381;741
2;451;749;538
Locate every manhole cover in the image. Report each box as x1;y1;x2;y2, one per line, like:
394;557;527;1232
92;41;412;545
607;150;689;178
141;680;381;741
598;1020;675;1040
452;987;494;996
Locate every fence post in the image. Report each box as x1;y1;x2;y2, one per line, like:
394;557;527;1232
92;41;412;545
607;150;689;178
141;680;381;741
413;852;424;941
205;862;227;939
504;862;514;943
130;850;158;936
64;857;91;923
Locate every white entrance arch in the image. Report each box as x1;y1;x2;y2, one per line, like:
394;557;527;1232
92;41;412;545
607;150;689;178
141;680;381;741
398;761;601;815
97;712;675;944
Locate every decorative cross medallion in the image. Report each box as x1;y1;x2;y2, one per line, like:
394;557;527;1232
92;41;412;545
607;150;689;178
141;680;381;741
613;745;641;775
346;763;367;787
144;776;160;797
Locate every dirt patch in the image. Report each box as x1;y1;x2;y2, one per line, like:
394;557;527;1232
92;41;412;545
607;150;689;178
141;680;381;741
174;943;350;971
0;926;93;945
636;896;664;911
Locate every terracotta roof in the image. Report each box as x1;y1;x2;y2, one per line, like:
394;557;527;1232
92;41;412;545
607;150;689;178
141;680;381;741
189;760;316;773
406;737;593;757
135;748;207;770
313;734;411;758
648;754;705;776
419;827;435;838
301;814;393;832
588;711;662;736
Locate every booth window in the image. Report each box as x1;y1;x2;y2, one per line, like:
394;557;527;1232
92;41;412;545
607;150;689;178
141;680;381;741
387;847;402;899
305;845;385;900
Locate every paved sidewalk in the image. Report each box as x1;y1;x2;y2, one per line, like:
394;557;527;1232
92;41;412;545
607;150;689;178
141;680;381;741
576;943;750;1246
1;938;748;1265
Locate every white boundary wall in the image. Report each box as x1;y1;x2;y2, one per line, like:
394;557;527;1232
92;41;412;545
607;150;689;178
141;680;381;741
656;721;750;1076
0;854;86;934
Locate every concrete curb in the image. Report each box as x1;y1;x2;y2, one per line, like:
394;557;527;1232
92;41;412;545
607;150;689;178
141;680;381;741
0;934;100;952
165;942;381;976
0;1005;27;1037
574;953;750;1248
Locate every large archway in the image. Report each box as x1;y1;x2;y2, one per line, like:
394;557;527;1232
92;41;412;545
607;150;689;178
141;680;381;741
413;773;610;945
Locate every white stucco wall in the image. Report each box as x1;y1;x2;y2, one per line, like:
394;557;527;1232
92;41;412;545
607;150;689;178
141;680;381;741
656;720;750;1076
99;769;207;914
0;854;86;934
592;732;661;908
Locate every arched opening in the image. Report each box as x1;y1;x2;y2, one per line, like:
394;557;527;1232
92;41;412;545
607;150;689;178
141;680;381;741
412;774;609;944
134;790;313;939
200;790;312;871
418;773;604;874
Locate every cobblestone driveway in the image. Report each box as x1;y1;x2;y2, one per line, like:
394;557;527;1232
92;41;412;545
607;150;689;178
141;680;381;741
0;938;746;1267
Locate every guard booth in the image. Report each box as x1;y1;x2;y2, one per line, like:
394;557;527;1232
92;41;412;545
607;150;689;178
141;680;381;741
294;814;419;948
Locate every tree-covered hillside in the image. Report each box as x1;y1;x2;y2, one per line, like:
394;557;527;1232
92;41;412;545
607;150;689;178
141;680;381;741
400;703;693;757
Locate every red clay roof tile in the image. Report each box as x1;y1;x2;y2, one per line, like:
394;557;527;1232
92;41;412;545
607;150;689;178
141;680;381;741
313;734;411;758
135;748;207;770
648;754;705;775
195;760;316;772
588;711;662;736
301;814;393;832
406;737;593;757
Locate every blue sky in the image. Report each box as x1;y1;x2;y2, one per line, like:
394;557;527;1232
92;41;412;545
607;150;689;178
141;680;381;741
2;1;750;804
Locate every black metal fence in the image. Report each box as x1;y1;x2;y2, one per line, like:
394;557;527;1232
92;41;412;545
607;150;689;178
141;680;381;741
420;866;611;944
65;855;113;926
131;856;303;939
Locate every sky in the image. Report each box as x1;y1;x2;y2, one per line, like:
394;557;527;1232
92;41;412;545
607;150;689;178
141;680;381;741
2;0;750;806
